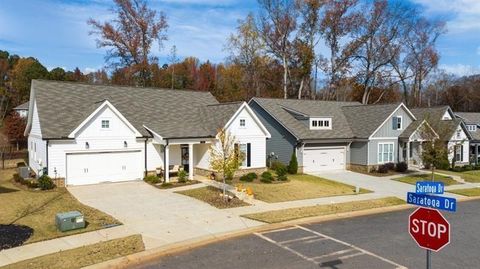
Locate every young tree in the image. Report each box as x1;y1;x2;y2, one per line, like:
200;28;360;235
209;129;243;201
419;122;446;181
88;0;168;87
4;112;27;150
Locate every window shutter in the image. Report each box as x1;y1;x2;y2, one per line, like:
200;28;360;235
392;117;397;129
247;143;251;167
461;145;464;161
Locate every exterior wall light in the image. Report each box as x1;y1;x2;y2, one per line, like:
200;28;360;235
85;142;89;149
124;141;128;148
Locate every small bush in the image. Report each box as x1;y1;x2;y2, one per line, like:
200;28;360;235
277;174;288;181
144;175;160;184
463;165;473;171
395;162;408;173
225;171;234;181
451;166;464;172
178;170;188;183
261;171;273;181
385;162;395;171
260;178;272;183
475;165;480;170
38;175;55;190
246;172;258;180
239;175;254;182
276;166;288;177
270;161;285;171
436;157;451;170
288;152;298;174
377;164;389;174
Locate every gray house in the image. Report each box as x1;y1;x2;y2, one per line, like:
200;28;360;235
249;98;434;173
455;112;480;164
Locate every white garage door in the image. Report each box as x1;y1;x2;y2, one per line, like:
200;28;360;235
66;151;143;185
303;147;345;173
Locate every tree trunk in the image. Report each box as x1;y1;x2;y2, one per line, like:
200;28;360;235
297;78;304;99
282;55;288;99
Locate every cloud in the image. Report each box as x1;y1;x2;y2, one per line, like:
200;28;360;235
84;67;97;74
439;64;480;77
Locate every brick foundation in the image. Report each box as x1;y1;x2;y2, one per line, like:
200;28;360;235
54;178;66;188
347;163;377;173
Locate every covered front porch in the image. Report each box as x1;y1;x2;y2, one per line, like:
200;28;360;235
469;142;480;165
151;138;215;183
400;140;424;167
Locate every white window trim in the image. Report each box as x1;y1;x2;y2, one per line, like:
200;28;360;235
101;119;110;130
238;143;250;168
467;125;477;132
396;116;403;130
239;118;246;128
378;142;394;164
310;117;332;130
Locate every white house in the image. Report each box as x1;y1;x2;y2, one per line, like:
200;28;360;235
25;80;270;186
13;101;29;118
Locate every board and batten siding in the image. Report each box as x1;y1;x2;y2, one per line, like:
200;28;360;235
249;100;297;165
372;106;414;138
28;100;47;174
368;139;399;165
350;142;368;165
47;105;145;178
447;125;470;163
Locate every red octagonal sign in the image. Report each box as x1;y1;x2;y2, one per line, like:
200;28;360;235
409;207;450;252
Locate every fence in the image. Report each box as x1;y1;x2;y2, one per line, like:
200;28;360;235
0;145;28;169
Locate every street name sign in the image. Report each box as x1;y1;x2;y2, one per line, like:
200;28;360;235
406;192;456;212
409;207;450;252
416;181;444;194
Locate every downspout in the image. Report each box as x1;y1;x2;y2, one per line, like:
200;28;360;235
144;139;148;177
45;140;49;176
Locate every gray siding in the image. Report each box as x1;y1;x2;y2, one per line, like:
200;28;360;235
250;101;297;165
350;142;368;165
373;106;414;138
368;139;399;165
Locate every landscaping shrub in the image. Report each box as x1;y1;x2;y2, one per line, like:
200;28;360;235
451;166;464;172
436;156;451;170
239;175;254;182
384;162;395;171
178;170;188;183
288;152;298;174
225;171;234;181
246;172;258;181
38;175;55;190
377;164;389;174
270;161;285;171
463;165;473;171
260;178;272;183
144;175;160;184
277;174;288;181
261;171;273;181
475;165;480;170
395;162;408;173
276;165;288;177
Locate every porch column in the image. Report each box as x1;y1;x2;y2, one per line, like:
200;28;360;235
476;144;479;165
188;143;194;180
164;145;170;183
406;142;410;164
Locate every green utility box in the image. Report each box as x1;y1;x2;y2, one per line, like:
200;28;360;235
55;211;85;232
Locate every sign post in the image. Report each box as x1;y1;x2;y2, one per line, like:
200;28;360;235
407;180;455;269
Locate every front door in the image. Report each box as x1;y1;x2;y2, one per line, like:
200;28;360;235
181;145;189;173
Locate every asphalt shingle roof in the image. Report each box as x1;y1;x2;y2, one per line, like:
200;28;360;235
455;112;480;141
32;80;240;139
14;101;29;110
251;98;401;140
410;106;463;141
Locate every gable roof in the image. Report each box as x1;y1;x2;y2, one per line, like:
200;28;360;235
27;80;244;139
411;106;469;141
250;98;410;140
342;103;410;139
14;101;29;110
455;112;480;141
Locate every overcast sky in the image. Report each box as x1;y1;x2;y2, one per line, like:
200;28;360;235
1;0;479;77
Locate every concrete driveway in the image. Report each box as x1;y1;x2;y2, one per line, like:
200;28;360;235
68;181;262;249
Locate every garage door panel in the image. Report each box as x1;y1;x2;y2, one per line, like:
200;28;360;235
67;151;142;185
303;147;345;173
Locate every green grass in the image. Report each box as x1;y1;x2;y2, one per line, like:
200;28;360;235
2;234;144;269
232;174;371;203
176;186;250;209
0;169;121;244
448;188;480;197
393;173;460;186
242;197;405;223
438;169;480;183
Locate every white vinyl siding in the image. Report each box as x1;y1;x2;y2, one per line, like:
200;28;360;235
378;143;394;163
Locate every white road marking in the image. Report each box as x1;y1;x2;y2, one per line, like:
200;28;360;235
254;232;318;264
302;237;328;244
295;225;407;268
338;252;365;260
260;226;299;234
278;235;319;245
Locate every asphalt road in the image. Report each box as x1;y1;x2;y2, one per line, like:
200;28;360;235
133;200;480;269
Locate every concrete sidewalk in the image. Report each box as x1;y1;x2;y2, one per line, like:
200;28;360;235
0;225;134;267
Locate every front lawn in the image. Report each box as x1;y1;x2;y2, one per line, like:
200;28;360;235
0;169;121;248
437;169;480;183
448;188;480;197
233;174;371;203
3;234;144;269
393;173;460;186
242;197;405;223
176;186;250;209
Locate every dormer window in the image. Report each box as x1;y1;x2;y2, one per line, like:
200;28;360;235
101;120;110;129
467;125;477;132
310;118;332;130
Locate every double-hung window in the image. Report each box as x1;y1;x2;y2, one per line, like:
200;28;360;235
378;143;394;163
235;143;251;167
101;120;110;129
455;145;463;162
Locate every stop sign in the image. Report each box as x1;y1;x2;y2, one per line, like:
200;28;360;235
409;207;450;252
